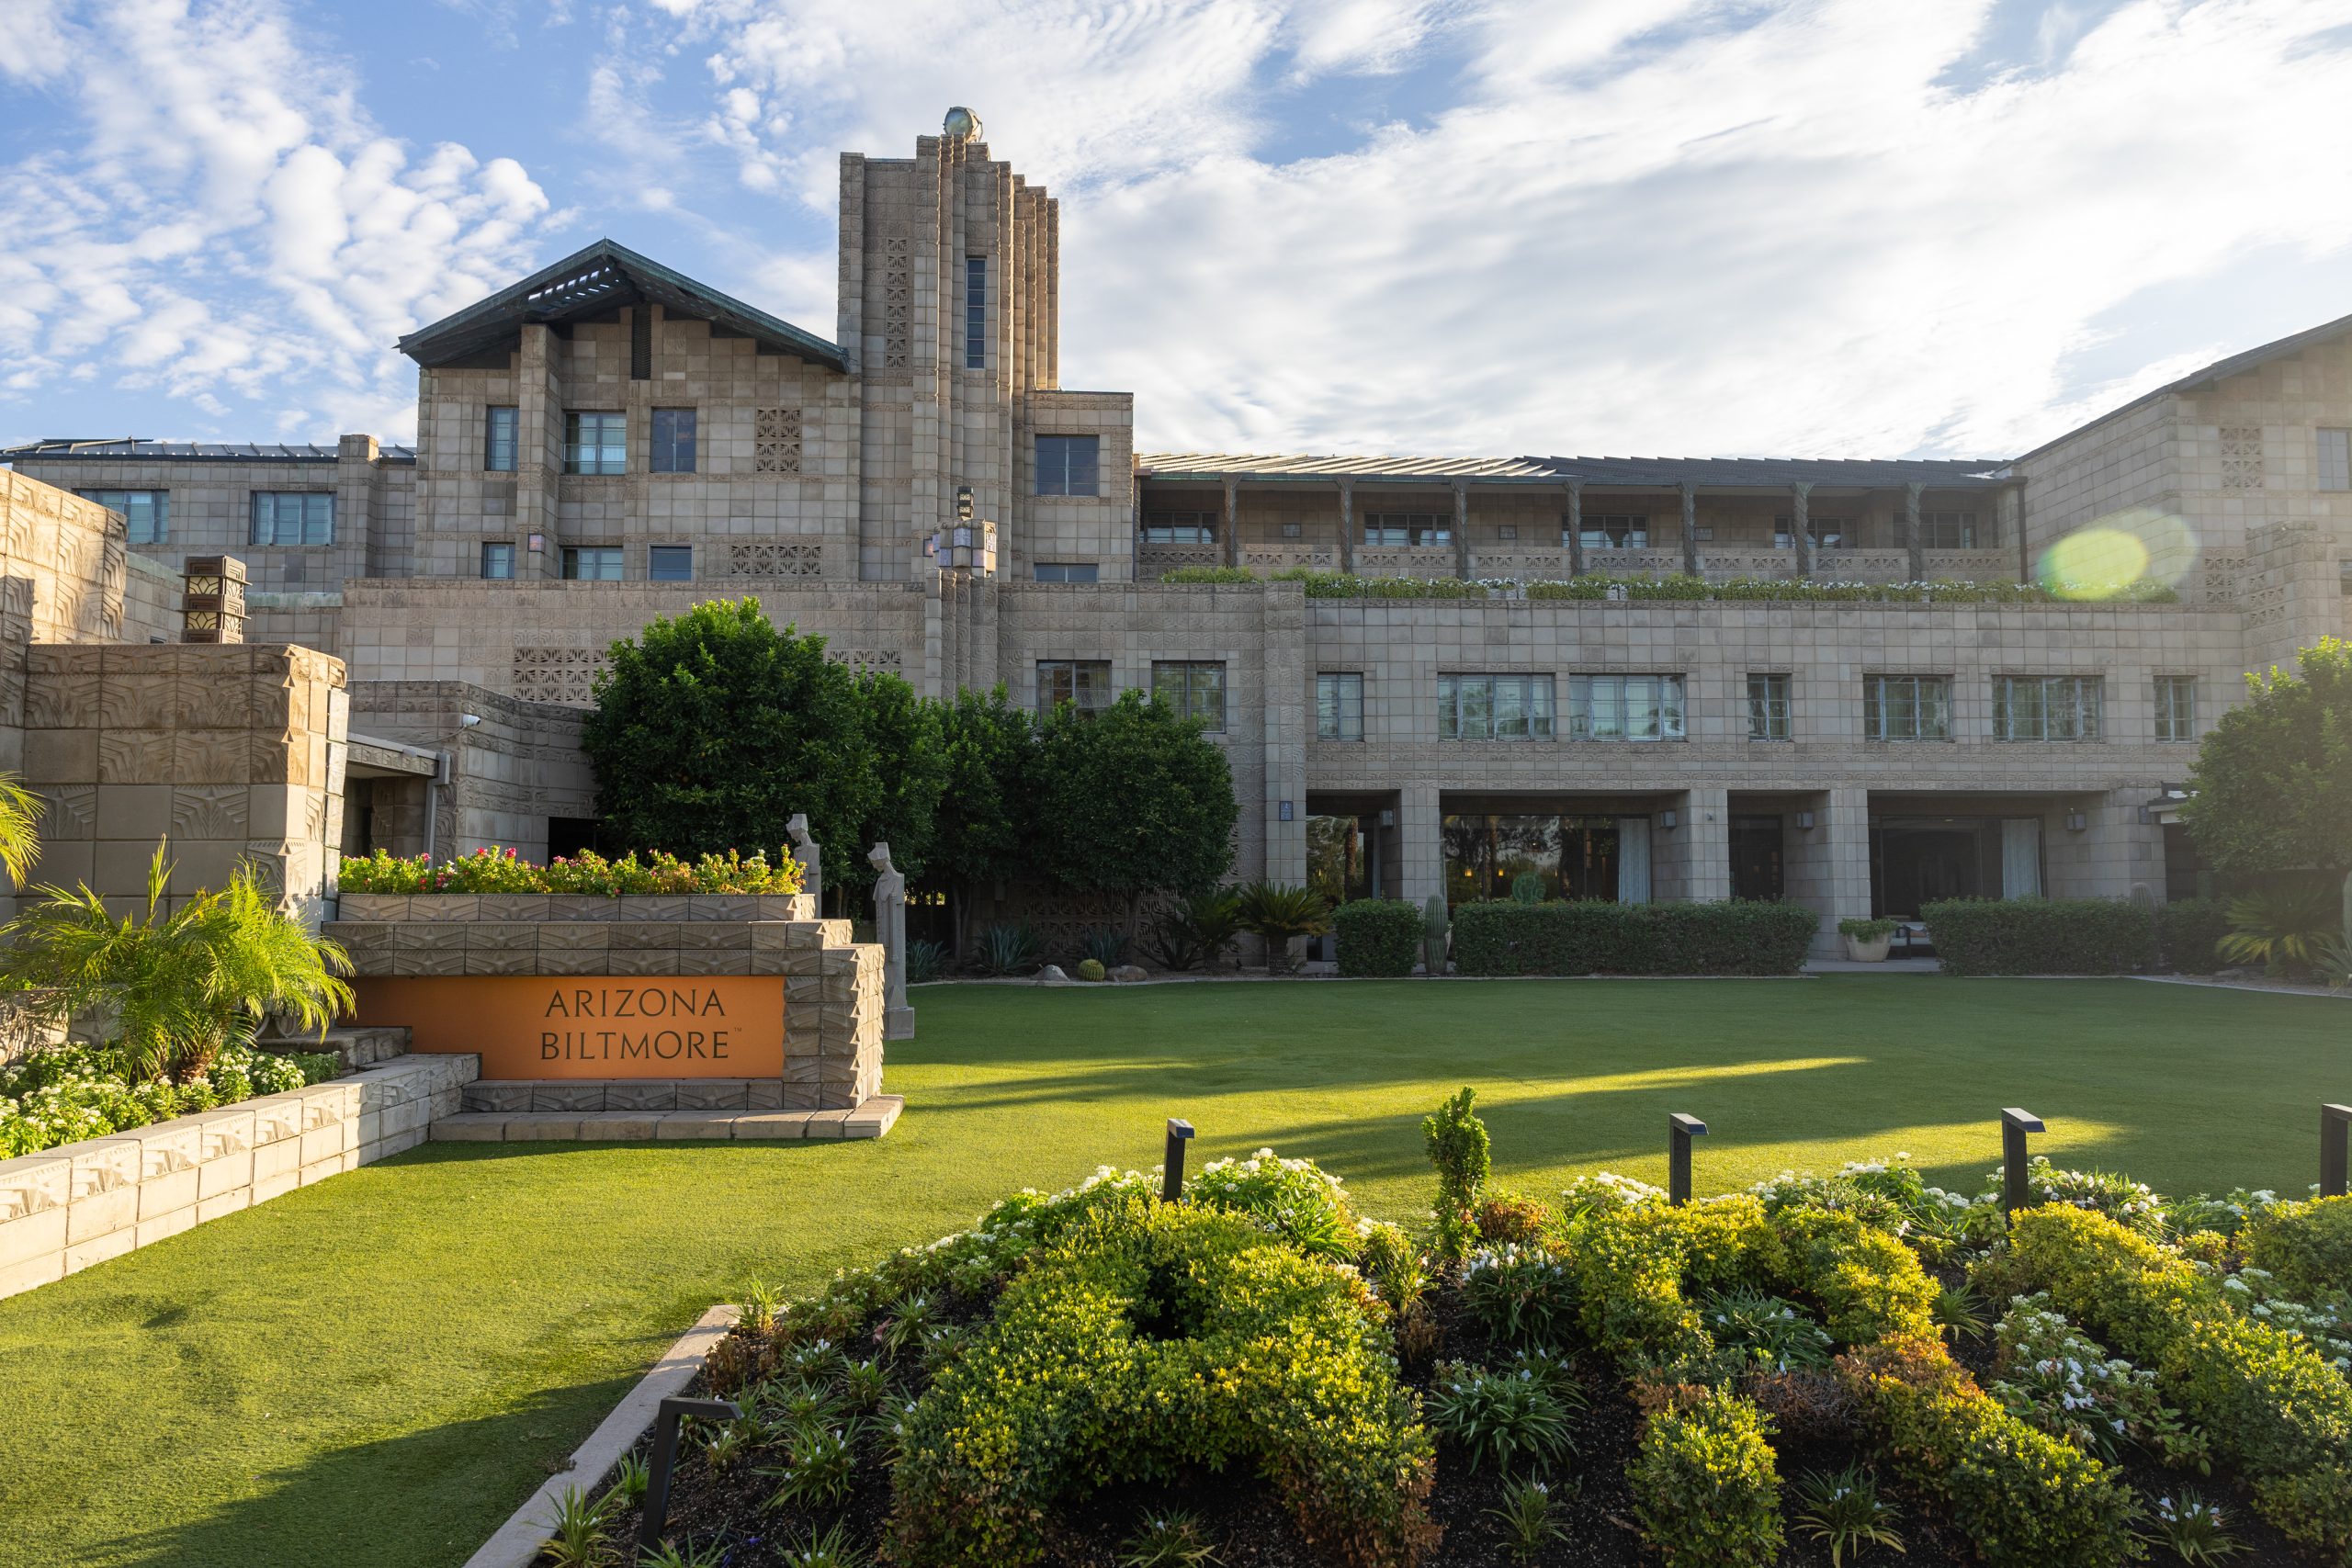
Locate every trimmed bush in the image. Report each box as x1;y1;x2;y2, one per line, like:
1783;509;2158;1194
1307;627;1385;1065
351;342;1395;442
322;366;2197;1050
2240;1194;2352;1302
1629;1387;1784;1568
1332;898;1422;976
1451;899;1816;976
1919;897;2156;976
2156;897;2232;975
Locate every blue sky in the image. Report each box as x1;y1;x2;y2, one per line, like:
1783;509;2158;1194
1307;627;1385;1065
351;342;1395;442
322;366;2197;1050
3;0;2349;460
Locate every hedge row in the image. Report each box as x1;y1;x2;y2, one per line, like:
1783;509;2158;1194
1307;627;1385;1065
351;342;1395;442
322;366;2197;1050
1331;898;1422;976
2155;897;2231;975
1920;897;2158;976
1451;899;1818;976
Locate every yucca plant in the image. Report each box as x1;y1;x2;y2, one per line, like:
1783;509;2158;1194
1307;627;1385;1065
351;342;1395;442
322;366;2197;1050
2217;882;2339;976
0;840;354;1082
1233;880;1332;975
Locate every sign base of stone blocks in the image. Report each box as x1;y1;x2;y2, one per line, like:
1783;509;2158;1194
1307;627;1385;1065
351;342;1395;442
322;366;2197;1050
427;1093;903;1144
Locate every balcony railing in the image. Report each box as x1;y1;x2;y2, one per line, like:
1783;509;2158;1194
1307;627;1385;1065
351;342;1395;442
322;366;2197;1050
1143;540;2043;589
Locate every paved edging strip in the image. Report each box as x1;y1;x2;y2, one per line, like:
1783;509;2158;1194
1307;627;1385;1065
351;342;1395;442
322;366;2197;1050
464;1303;740;1568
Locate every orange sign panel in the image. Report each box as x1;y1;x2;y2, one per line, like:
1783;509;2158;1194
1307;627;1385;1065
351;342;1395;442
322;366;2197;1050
352;976;786;1079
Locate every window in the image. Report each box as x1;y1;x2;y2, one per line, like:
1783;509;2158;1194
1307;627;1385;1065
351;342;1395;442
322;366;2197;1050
2320;429;2351;491
249;491;334;546
480;542;515;580
965;256;987;370
1772;515;1845;550
484;406;518;472
1317;672;1363;740
2154;676;2196;742
650;409;696;473
1747;673;1791;740
1993;675;2102;741
564;412;627;475
1151;660;1227;732
1439;674;1555;740
1036;435;1100;496
1144;512;1216;545
1567;674;1687;740
1036;659;1113;716
1364;513;1450;548
1280;521;1302;539
2342;559;2352;597
1917;511;1979;548
1498;525;1518;542
561;547;624;581
649;545;693;581
1034;562;1099;583
76;490;168;545
1862;674;1951;740
1573;514;1648;550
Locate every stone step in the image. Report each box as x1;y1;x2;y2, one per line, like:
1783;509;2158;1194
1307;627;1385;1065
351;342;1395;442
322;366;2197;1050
262;1024;413;1072
429;1094;903;1145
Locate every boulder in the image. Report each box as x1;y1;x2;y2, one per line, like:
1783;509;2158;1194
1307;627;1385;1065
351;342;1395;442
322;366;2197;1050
1109;964;1149;984
1036;964;1071;986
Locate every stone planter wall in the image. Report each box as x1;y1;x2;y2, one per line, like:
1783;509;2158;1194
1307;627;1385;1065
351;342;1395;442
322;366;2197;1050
333;893;816;923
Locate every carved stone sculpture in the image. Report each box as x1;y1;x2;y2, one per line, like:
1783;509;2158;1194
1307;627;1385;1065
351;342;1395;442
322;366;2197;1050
868;840;914;1040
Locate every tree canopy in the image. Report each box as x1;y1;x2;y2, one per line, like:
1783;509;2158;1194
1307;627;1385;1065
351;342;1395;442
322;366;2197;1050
1036;688;1238;934
2180;637;2352;876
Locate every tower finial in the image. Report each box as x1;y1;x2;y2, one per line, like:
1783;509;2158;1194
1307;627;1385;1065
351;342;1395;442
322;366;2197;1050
943;106;981;141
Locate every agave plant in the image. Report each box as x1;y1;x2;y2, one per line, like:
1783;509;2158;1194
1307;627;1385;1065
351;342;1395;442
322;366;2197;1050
2217;882;2341;976
1233;881;1333;975
973;920;1042;977
905;937;948;985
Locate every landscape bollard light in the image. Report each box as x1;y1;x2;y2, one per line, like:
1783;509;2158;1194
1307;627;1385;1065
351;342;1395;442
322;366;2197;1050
1163;1118;1195;1203
638;1394;741;1553
1668;1113;1708;1206
2324;1103;2352;1199
2001;1108;2046;1218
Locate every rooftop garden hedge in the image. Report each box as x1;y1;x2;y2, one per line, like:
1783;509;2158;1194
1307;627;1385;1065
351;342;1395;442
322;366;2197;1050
1158;567;2183;604
335;846;801;896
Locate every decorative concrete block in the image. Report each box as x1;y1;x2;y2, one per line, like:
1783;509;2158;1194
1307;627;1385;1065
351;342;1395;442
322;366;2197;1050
407;896;480;921
335;894;410;921
536;922;612;953
388;921;468;952
674;922;752;953
673;1081;751;1111
616;897;692;921
688;896;762;922
466;922;540;952
543;897;620;921
531;1083;609;1112
394;949;469;977
0;1206;68;1270
134;1206;199;1247
605;1083;677;1111
0;1252;68;1298
733;1112;810;1139
429;1116;507;1142
656;1112;737;1139
251;1136;301;1185
136;1168;199;1222
0;1154;73;1223
605;949;683;976
248;1091;308;1145
746;1080;785;1111
69;1137;142;1202
503;1113;582;1140
610;921;684;952
537;950;608;976
575;1112;662;1140
673;950;739;976
473;896;550;922
196;1189;252;1224
463;1081;535;1113
62;1225;139;1275
804;1110;852;1139
844;1094;904;1139
465;949;538;976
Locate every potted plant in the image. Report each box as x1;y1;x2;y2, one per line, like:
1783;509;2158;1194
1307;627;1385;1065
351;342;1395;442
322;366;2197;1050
1838;916;1898;963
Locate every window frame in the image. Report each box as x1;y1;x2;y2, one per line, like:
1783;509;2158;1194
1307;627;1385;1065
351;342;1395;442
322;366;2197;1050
76;489;169;546
965;255;987;371
1861;674;1952;741
648;545;693;582
648;408;697;474
1566;673;1687;741
1571;513;1649;550
1035;658;1114;717
560;546;625;581
1363;513;1451;548
1150;660;1227;733
2153;675;2197;743
1917;511;1980;549
1033;562;1100;583
1035;434;1101;497
1143;512;1216;546
563;411;628;476
1991;674;2103;742
1747;672;1792;740
2319;428;2351;492
484;405;518;472
1771;514;1845;551
480;542;515;580
248;491;334;547
1316;671;1364;741
1438;673;1555;741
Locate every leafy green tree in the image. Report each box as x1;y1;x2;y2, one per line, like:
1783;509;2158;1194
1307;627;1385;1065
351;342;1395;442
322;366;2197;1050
2181;637;2352;875
930;687;1038;953
854;669;949;894
1036;688;1238;939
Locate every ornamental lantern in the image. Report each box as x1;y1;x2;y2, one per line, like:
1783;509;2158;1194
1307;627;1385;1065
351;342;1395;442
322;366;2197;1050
181;555;248;643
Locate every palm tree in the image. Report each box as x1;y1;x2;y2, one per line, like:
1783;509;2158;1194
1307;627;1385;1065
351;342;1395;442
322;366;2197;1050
0;772;42;889
1234;881;1333;976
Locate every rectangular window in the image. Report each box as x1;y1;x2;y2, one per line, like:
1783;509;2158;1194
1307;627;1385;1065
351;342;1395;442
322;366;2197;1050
484;406;518;472
1917;511;1979;548
966;256;987;370
76;490;169;545
1862;674;1952;741
649;545;693;581
1993;675;2103;741
649;408;696;474
1364;513;1450;548
1034;562;1100;583
1317;672;1363;740
2154;676;2196;742
1771;515;1845;551
480;542;515;580
1439;674;1555;741
1143;512;1216;546
564;412;627;475
1747;673;1792;740
1572;514;1648;550
1151;660;1227;733
1036;435;1100;497
1036;659;1113;717
560;547;624;581
249;491;334;546
2320;429;2351;491
1566;674;1687;740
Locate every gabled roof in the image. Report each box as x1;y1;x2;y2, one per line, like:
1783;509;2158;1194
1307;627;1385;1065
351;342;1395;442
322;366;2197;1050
2;437;414;463
396;239;846;373
1136;452;2008;489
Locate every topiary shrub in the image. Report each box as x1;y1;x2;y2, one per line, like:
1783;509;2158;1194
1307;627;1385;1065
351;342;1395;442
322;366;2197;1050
2235;1194;2352;1312
1331;898;1421;976
1422;1087;1491;1268
1450;900;1815;976
1919;897;2157;976
1629;1387;1784;1568
2155;897;2232;975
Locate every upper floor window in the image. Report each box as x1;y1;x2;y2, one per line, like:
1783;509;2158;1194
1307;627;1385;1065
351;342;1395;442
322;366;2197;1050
1440;673;1554;741
1771;515;1845;550
1862;674;1951;741
2320;428;2351;491
1036;659;1112;717
77;490;168;545
564;412;626;475
484;406;518;472
481;542;515;580
561;547;624;581
1568;674;1686;741
1036;435;1099;497
1747;673;1792;740
1917;511;1979;548
966;257;987;370
649;545;693;582
1144;512;1216;545
1575;514;1648;550
250;491;334;547
1034;562;1099;583
1365;513;1449;548
1151;660;1227;733
1993;675;2102;741
1317;672;1363;740
650;409;696;474
2154;676;2196;743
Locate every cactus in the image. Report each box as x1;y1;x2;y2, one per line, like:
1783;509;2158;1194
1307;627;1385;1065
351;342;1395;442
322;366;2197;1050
1422;894;1450;976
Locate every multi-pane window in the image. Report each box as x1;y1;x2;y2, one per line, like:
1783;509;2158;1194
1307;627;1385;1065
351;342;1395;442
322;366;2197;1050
1747;673;1792;740
1151;660;1227;733
649;409;696;474
1144;512;1216;545
76;490;168;545
1365;513;1450;547
1573;514;1648;550
965;256;987;370
2320;429;2351;491
561;547;624;581
564;412;627;475
1034;562;1099;583
1036;435;1100;496
1771;515;1844;550
1993;675;2103;741
1862;674;1952;740
649;545;693;581
1567;674;1687;740
1439;674;1555;740
1036;659;1113;716
484;405;518;471
1316;672;1363;740
1917;511;1979;548
2154;676;2197;742
249;491;334;546
480;542;514;580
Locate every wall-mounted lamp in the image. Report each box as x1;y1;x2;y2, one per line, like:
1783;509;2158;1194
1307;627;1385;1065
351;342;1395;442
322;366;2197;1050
2064;809;2088;832
2136;805;2154;825
180;555;247;644
1278;800;1295;822
1658;809;1679;830
1795;810;1816;830
458;714;482;730
956;485;975;523
1378;808;1396;829
526;532;545;553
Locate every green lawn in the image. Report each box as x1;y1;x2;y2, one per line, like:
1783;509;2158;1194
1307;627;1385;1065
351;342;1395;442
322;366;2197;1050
1;976;2344;1568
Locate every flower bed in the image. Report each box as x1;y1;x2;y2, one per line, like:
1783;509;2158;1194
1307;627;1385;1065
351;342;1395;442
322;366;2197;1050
1;1040;341;1157
336;846;801;897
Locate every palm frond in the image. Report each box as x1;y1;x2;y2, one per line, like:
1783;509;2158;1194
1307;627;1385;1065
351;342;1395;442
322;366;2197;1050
0;772;43;889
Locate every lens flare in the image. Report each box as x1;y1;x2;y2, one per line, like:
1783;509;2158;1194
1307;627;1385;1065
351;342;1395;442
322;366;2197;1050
2036;509;2197;600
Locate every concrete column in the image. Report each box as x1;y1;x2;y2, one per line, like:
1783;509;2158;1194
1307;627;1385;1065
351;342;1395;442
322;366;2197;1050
1222;475;1239;569
1452;479;1471;580
1261;586;1307;884
2007;483;2030;584
1565;481;1586;577
1904;482;1925;582
1679;481;1700;577
1790;481;1815;579
2044;792;2143;899
1815;787;1874;957
1398;781;1443;911
1672;787;1732;902
1338;477;1355;573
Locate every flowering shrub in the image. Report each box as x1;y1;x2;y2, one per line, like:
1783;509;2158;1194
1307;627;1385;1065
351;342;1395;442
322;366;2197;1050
2239;1193;2352;1304
1;1041;339;1157
1988;1293;2204;1467
2216;1267;2352;1369
1460;1243;1578;1347
1558;1169;1667;1220
337;845;801;896
1629;1387;1784;1568
1991;1156;2167;1237
1183;1147;1359;1258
